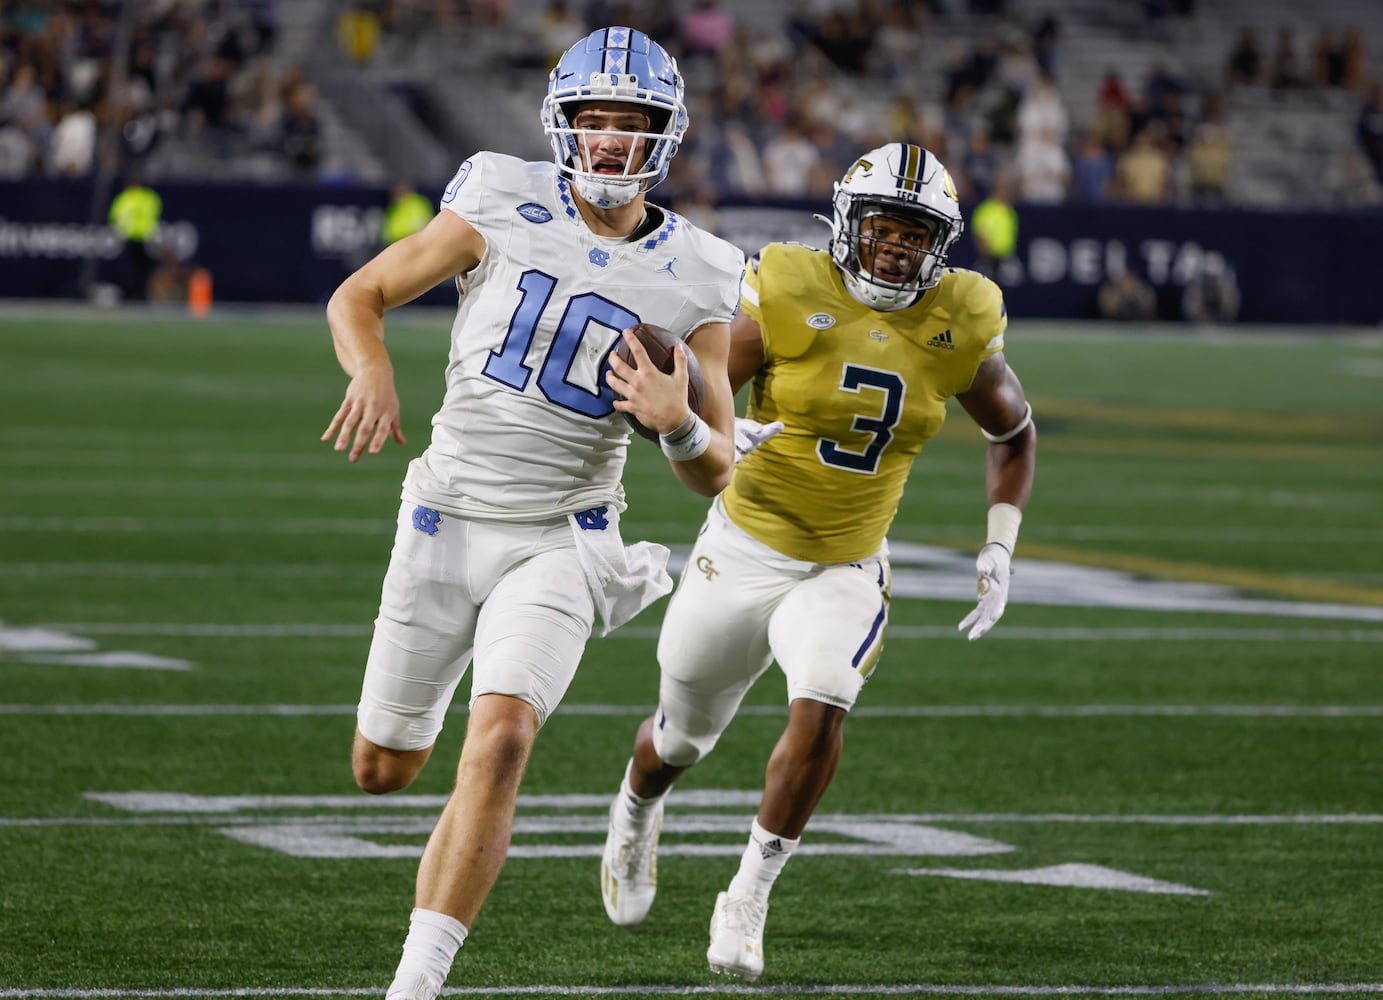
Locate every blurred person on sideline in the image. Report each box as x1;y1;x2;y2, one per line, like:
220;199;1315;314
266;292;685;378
971;173;1019;280
108;174;163;301
599;142;1037;982
382;182;435;245
1098;268;1157;321
320;27;744;1000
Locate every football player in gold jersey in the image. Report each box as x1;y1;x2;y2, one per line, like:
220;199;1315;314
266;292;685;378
599;143;1037;979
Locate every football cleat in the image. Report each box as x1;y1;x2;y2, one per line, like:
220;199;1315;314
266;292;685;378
384;972;441;1000
600;795;663;926
707;890;767;981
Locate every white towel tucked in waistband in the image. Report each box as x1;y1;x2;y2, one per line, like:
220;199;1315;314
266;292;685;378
567;505;673;637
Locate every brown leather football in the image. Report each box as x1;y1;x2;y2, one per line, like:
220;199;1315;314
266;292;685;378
613;322;705;443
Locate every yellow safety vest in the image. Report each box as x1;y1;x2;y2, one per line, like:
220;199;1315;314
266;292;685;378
109;186;162;242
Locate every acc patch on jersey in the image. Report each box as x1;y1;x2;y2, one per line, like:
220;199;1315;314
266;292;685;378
516;202;553;224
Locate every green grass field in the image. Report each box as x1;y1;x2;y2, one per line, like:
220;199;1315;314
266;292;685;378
2;306;1381;999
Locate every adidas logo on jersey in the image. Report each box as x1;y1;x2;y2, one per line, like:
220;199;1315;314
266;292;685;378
926;329;955;351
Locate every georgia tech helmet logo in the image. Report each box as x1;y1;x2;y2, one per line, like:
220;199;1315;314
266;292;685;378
843;158;873;184
942;169;959;202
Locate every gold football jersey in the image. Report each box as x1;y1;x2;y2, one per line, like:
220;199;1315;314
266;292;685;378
723;242;1007;563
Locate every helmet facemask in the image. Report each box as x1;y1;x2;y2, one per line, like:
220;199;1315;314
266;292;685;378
827;143;964;311
541;28;688;209
546;99;677;207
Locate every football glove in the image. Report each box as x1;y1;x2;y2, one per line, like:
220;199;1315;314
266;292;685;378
733;418;784;463
958;542;1011;641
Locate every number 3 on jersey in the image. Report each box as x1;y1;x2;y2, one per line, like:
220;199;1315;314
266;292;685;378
817;364;905;474
482;270;639;418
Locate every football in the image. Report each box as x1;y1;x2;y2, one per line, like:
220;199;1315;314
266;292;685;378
612;322;705;443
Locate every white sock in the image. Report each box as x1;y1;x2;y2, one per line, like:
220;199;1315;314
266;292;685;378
616;758;665;828
386;907;468;999
727;819;800;901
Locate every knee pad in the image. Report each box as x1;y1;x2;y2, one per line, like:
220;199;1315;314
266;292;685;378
650;704;717;768
356;695;441;753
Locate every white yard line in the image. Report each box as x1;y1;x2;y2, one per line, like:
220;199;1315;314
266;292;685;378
17;623;1383;642
3;812;1380;830
2;703;1381;719
2;982;1381;997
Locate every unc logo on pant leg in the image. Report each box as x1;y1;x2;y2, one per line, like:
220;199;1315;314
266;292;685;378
412;506;442;535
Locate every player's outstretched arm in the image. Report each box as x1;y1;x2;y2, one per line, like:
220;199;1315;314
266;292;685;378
955;354;1038;639
322;211;486;462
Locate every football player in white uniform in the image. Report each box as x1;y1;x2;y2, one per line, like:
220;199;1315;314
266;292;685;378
599;144;1037;979
320;27;744;1000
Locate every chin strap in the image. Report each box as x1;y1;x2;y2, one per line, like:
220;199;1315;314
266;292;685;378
574;173;642;209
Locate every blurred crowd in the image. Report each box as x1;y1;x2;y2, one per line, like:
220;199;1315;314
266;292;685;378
3;0;1380;209
0;0;323;181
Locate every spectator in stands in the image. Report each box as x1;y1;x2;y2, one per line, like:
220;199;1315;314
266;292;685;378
1225;29;1264;88
1014;124;1070;204
1313;29;1348;89
1357;81;1383;185
1017;72;1068;150
1092;69;1130;153
0;116;35;179
278;79;322;176
680;0;734;61
1269;26;1306;93
49;100;97;176
1186;119;1233;204
1031;14;1059;81
808;7;876;76
1144;60;1184;109
761;116;819;197
336;5;382;66
1340;29;1366;92
1112;122;1171;204
705;121;767;196
1071;132;1114;203
946;39;998;103
958;127;999;202
1098;269;1157;322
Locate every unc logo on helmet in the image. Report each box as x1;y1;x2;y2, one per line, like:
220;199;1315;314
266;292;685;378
825;142;964;312
540;27;688;209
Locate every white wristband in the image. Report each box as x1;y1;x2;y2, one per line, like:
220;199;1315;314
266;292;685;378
660;413;711;462
986;502;1023;554
982;402;1033;443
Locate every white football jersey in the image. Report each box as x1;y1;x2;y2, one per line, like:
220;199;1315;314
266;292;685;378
402;152;745;521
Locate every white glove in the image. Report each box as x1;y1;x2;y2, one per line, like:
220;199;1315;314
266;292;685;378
958;542;1011;641
733;417;784;463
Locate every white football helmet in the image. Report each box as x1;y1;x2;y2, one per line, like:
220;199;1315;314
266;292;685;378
541;26;688;208
826;143;963;311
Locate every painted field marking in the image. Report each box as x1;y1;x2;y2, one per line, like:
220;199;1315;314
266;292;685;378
0;791;1356;897
2;704;1382;719
4;984;1383;997
15;623;1383;641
